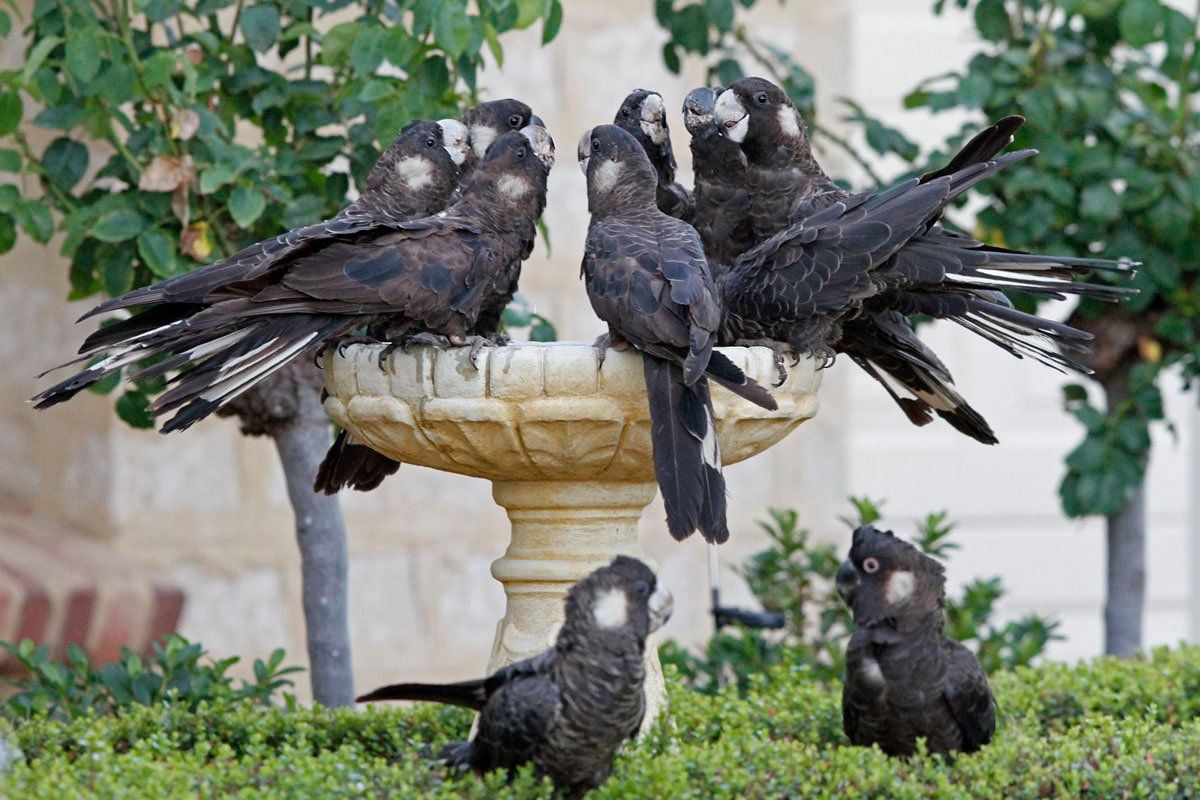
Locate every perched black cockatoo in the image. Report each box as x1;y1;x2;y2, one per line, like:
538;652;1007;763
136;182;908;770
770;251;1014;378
682;87;754;277
837;525;996;757
713;77;1132;437
358;555;673;799
459;98;544;181
319;102;549;494
612;90;694;222
578;124;776;544
470;123;554;339
33;126;554;434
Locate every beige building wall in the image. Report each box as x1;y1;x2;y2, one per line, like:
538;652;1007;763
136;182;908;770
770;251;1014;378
0;0;1193;696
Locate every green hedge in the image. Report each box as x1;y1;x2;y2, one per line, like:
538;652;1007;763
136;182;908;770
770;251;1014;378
3;646;1199;798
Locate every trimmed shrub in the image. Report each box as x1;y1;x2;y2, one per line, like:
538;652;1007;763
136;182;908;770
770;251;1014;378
3;646;1199;798
1;636;301;721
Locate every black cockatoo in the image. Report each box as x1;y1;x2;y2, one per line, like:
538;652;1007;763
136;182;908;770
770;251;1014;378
459;98;544;181
33;126;554;435
712;77;1132;440
682;86;754;277
612;89;694;222
318;102;548;494
837;525;996;756
358;555;673;799
578;124;776;544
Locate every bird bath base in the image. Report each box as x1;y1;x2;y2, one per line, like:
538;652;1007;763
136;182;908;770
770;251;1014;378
324;342;820;726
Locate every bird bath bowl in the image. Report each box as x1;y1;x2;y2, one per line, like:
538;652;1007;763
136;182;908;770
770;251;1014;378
324;341;820;723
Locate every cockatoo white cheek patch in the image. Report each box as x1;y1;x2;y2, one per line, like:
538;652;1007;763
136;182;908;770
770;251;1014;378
394;156;433;189
593;588;628;629
497;174;532;199
470;125;496;159
885;570;916;605
593;159;622;193
777;105;802;139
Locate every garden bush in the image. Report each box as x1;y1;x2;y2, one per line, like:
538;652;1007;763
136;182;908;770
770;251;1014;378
1;635;300;722
2;646;1198;798
662;500;1060;694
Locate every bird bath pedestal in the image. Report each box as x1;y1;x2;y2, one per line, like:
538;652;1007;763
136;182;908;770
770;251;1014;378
324;342;820;724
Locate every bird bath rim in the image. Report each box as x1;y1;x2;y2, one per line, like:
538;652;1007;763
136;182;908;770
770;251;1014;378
322;340;820;484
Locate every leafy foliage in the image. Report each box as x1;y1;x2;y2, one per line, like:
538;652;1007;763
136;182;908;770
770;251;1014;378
660;499;1059;694
0;635;301;721
499;291;557;342
652;0;918;184
4;647;1200;797
858;0;1198;518
0;0;561;426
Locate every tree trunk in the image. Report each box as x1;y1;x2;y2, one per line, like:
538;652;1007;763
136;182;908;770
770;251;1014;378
218;362;355;706
1101;372;1146;657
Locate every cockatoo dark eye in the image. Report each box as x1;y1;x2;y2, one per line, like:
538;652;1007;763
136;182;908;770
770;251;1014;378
591;140;600;152
755;91;769;106
508;114;522;128
621;108;630;118
515;146;527;159
426;137;436;147
862;557;880;574
633;580;650;598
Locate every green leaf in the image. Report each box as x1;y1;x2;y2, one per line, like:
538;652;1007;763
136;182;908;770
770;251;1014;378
713;58;743;87
21;36;63;85
1065;437;1106;472
705;0;734;31
115;391;155;429
199;164;236;194
542;0;563;44
65;34;102;83
513;0;544;28
0;91;23;136
141;51;177;89
0;9;10;37
1117;418;1151;453
100;249;135;296
88;369;120;396
92;209;145;242
357;80;394;103
973;0;1010;42
434;1;472;57
228;184;266;229
0;184;17;212
350;26;387;75
671;4;710;53
385;27;421;67
530;318;556;342
1079;183;1121;223
0;147;20;173
662;42;681;75
0;213;15;254
15;200;54;243
137;228;177;277
98;64;136;106
241;4;281;53
41;138;88;191
1118;0;1163;46
1062;384;1089;403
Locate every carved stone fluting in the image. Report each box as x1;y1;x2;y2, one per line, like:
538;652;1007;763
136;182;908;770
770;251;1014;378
323;341;821;725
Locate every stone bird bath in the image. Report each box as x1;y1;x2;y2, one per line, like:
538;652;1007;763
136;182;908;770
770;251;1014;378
324;342;820;723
